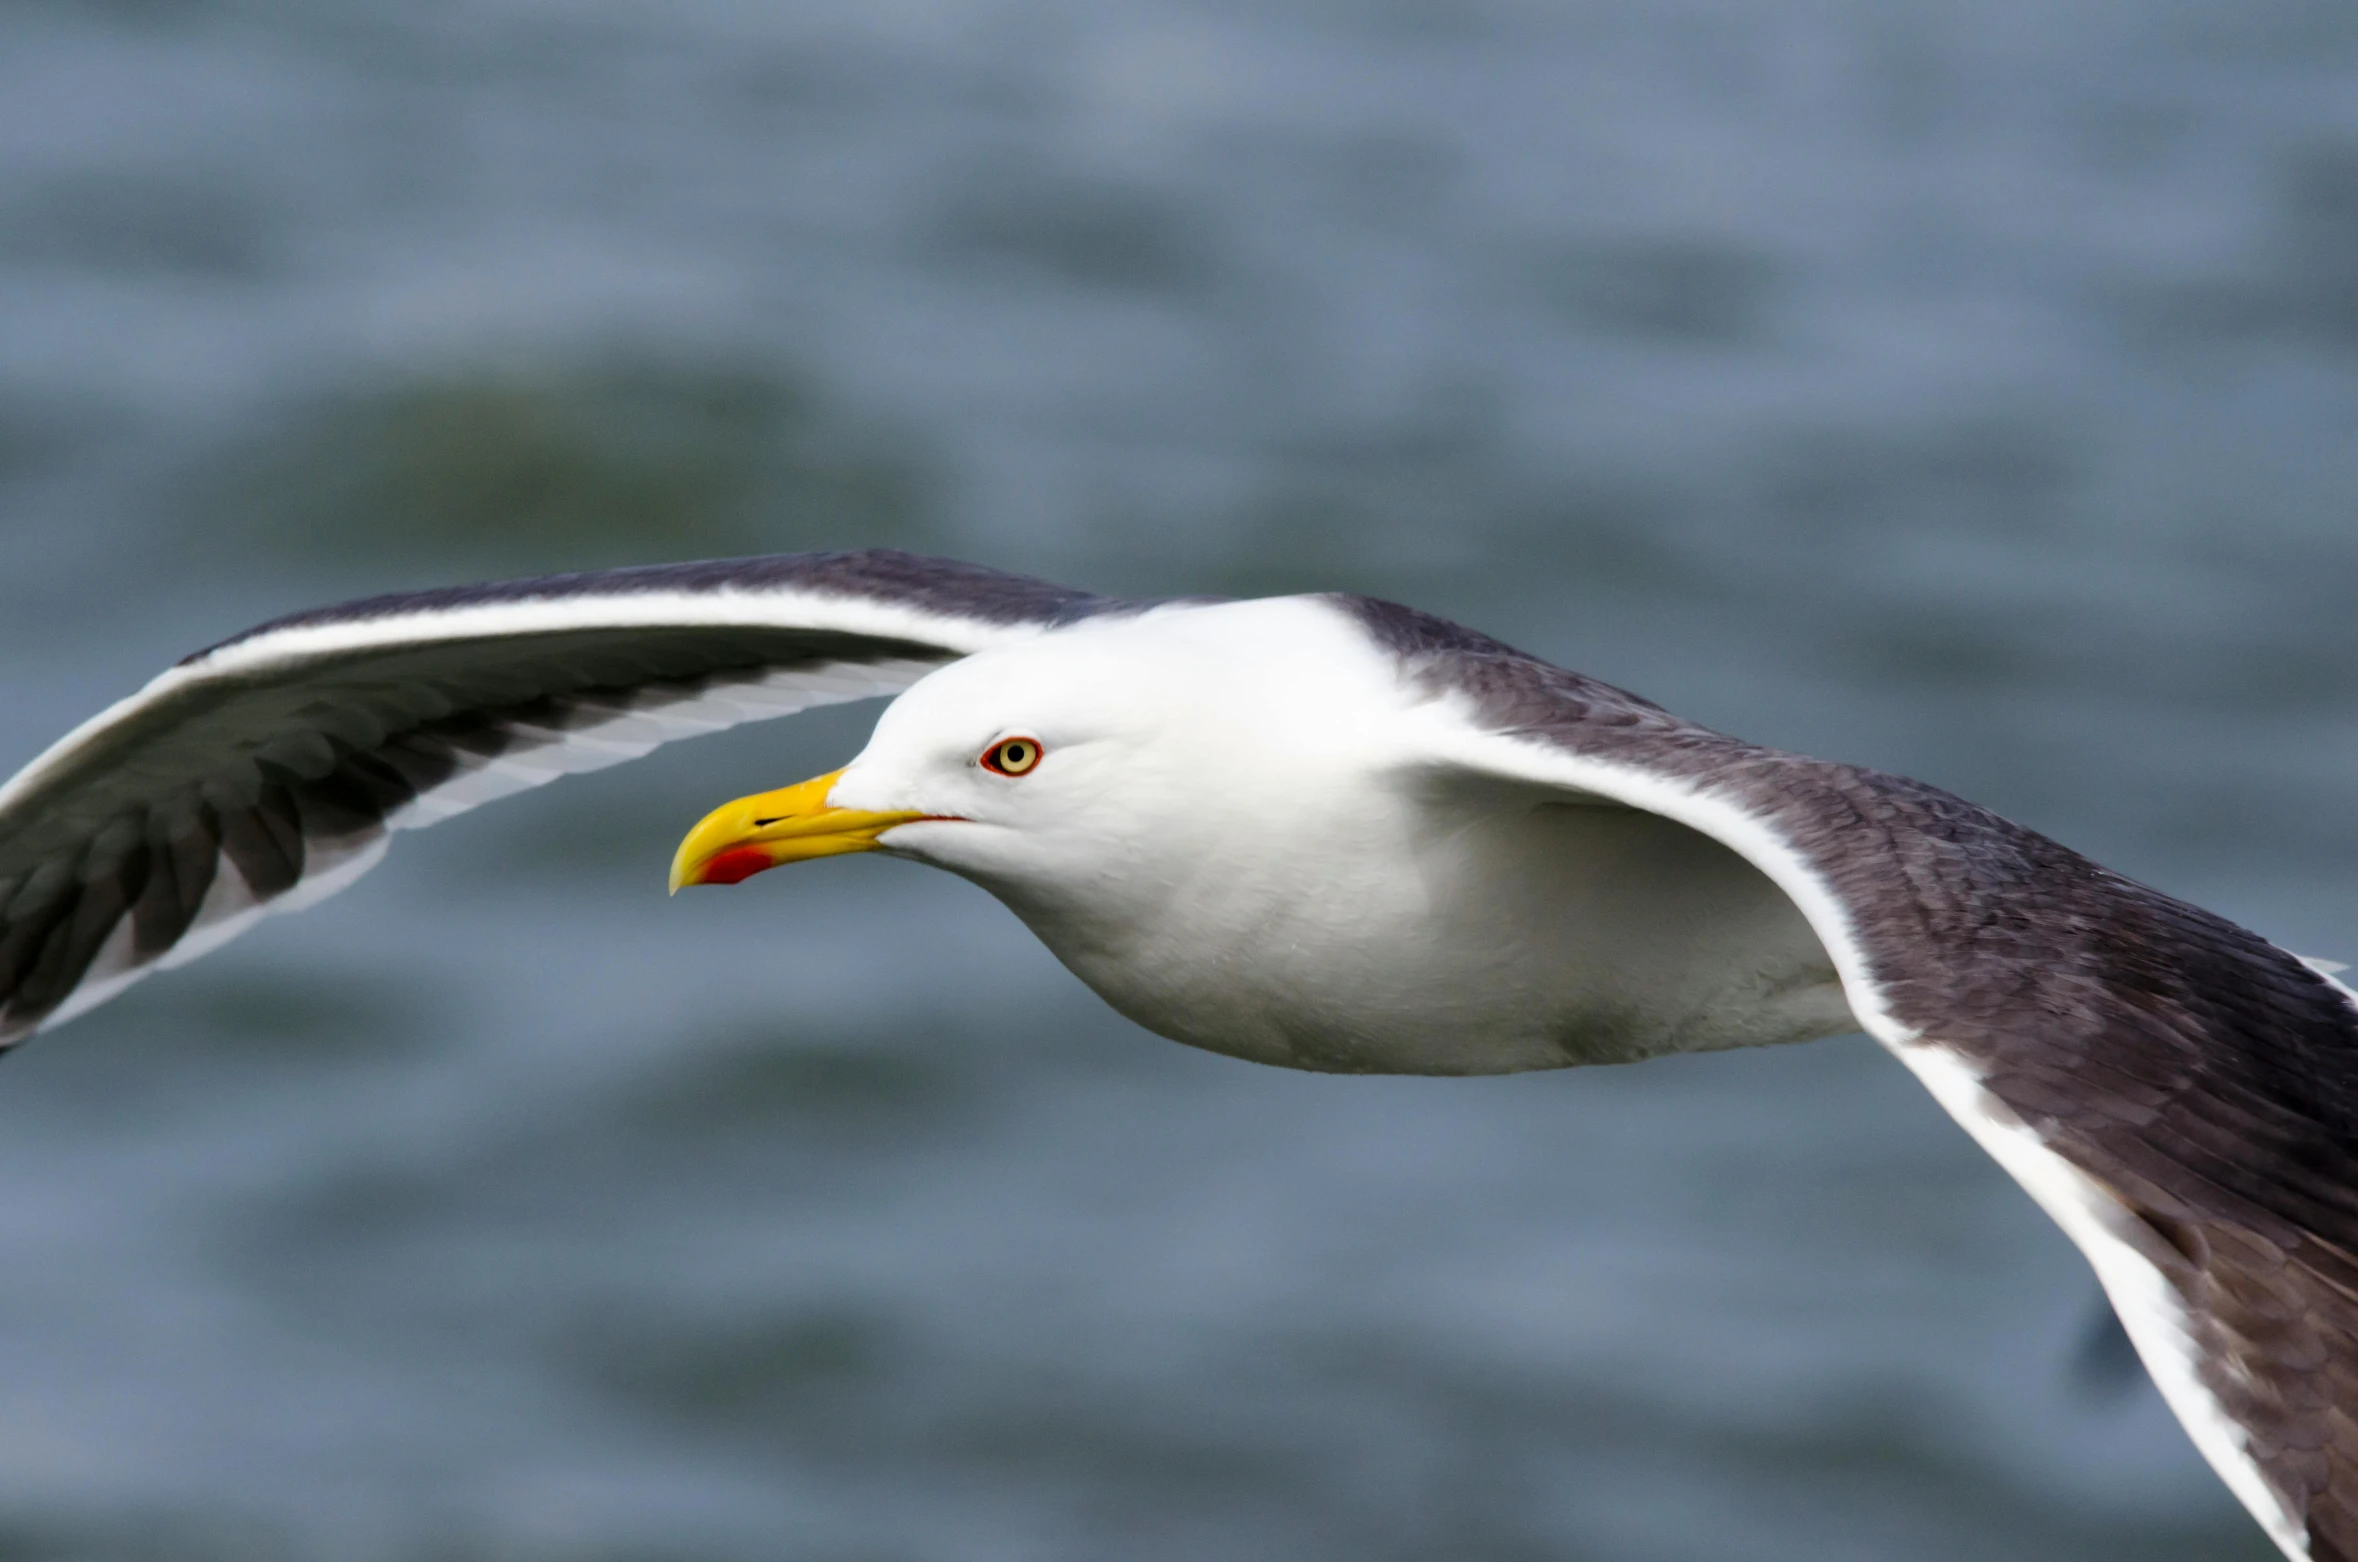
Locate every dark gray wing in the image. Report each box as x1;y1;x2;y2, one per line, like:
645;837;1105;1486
1347;593;2355;1562
0;551;1129;1045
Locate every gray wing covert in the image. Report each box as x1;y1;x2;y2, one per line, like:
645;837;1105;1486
0;550;1123;1044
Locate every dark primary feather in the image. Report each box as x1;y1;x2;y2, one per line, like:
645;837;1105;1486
0;551;1129;1043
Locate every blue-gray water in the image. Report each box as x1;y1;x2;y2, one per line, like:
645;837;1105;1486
2;2;2355;1557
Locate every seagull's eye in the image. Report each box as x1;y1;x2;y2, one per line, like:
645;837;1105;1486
981;737;1043;776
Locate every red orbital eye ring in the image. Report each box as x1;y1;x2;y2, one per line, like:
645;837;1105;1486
981;737;1043;776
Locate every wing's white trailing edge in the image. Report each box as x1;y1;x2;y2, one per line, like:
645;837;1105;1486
1892;1041;2310;1560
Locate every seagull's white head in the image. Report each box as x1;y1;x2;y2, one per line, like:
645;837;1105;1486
669;599;1444;1063
675;600;1384;874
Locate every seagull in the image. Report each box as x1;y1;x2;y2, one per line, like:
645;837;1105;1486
0;549;2349;1559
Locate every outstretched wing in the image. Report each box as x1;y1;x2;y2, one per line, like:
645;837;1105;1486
1347;594;2358;1562
0;551;1131;1045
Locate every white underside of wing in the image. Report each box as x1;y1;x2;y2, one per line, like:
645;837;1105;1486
1413;707;2303;1560
174;585;1020;683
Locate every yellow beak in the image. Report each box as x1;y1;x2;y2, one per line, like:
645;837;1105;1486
669;768;930;893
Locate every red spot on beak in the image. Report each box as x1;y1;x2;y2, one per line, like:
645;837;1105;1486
696;847;777;886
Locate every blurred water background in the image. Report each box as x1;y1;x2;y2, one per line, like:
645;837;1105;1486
2;1;2356;1557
